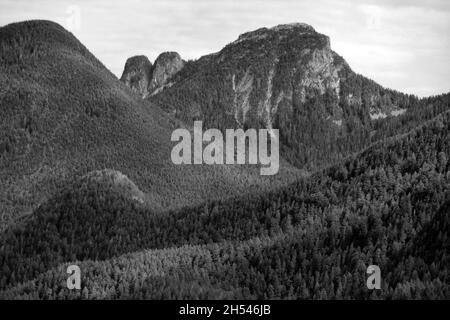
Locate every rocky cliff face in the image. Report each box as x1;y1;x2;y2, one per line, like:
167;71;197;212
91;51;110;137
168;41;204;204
120;55;153;98
120;52;184;98
221;23;346;130
148;52;185;94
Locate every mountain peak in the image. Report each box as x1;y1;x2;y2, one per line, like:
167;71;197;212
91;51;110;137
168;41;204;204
149;51;184;94
120;51;184;97
0;19;101;69
0;20;76;48
154;51;183;64
1;19;65;33
120;55;153;97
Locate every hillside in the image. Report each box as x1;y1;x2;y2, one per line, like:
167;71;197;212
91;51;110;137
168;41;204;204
1;109;449;298
0;20;301;231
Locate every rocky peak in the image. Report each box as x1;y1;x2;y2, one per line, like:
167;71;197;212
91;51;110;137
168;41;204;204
120;52;185;97
120;55;153;98
233;22;320;46
148;51;185;94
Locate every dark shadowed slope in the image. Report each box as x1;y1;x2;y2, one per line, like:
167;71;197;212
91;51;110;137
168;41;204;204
0;20;301;230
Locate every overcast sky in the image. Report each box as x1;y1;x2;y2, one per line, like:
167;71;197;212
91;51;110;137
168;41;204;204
1;0;449;97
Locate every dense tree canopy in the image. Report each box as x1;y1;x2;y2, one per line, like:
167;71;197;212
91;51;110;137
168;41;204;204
1;110;449;299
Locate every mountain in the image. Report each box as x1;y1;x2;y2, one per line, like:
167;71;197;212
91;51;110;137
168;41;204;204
120;55;153;98
147;23;418;169
1;107;449;299
1;19;449;300
0;20;301;231
120;51;184;98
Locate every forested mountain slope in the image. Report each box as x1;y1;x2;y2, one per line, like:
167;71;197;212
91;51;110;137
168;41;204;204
0;20;301;231
1;109;449;299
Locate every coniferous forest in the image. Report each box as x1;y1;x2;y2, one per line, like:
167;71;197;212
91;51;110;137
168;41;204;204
1;106;449;299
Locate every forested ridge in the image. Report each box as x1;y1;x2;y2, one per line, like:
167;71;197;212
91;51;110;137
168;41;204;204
1;109;449;299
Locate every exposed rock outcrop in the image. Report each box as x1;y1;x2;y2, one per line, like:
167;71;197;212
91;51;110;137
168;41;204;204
120;52;184;97
148;52;185;94
120;55;153;98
